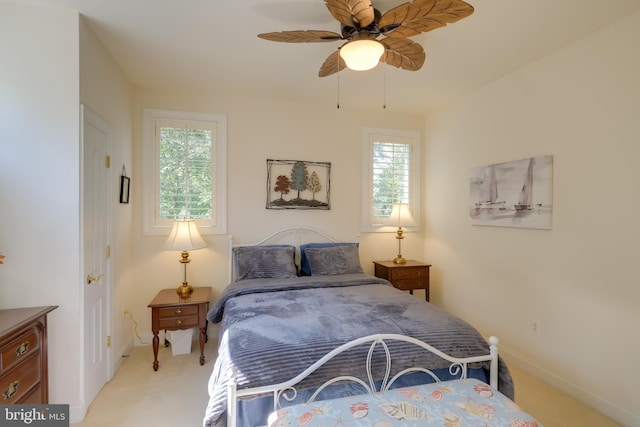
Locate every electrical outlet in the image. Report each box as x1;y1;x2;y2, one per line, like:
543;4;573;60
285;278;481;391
530;318;541;335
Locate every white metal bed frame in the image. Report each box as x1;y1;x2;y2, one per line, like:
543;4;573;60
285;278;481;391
226;333;499;427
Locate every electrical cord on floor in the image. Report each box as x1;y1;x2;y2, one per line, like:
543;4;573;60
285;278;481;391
124;310;147;345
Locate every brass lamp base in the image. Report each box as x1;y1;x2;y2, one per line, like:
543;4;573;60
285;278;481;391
176;283;193;300
393;226;407;264
176;250;193;300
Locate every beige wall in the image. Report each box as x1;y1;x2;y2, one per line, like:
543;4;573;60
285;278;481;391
127;91;426;341
0;0;81;416
0;3;134;422
423;11;640;425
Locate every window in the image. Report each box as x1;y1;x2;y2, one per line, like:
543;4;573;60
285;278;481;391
143;109;227;235
361;128;420;232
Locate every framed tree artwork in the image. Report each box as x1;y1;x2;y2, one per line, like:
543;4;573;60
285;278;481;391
266;159;330;210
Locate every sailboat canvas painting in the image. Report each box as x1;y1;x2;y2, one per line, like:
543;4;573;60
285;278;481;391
469;155;553;229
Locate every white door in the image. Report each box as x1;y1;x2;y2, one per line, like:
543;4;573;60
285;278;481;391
81;105;111;407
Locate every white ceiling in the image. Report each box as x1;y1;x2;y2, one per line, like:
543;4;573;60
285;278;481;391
12;0;640;114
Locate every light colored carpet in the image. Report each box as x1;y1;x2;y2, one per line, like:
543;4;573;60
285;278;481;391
508;364;621;427
72;341;217;427
72;340;621;427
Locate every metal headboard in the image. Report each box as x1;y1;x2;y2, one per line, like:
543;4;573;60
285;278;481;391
227;227;357;283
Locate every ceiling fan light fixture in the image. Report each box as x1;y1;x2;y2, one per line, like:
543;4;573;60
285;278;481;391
339;39;384;71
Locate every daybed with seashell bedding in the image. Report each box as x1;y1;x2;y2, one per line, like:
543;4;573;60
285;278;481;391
202;228;535;427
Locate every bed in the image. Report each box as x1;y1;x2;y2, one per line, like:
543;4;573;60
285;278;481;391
203;227;515;427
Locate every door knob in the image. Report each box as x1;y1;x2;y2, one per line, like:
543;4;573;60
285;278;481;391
86;274;104;284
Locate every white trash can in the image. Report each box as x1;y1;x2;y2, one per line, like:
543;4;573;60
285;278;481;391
166;328;194;356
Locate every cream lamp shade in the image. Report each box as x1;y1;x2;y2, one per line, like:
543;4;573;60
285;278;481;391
164;219;207;252
387;203;416;264
388;203;417;229
339;39;385;71
164;219;207;299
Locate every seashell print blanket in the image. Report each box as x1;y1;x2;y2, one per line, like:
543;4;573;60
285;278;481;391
268;378;540;427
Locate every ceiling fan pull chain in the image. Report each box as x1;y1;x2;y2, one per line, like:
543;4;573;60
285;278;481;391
336;65;341;109
383;61;387;110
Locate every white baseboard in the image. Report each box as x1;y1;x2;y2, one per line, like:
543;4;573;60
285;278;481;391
69;402;87;424
501;345;638;427
114;338;135;369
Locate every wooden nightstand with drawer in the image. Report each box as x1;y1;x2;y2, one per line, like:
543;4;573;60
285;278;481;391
148;287;211;371
373;260;431;302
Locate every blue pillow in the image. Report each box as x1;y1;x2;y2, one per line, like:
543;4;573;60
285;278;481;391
299;242;360;276
233;245;297;281
303;244;364;276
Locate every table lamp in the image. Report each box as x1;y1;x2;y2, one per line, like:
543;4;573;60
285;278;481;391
387;203;416;264
163;218;207;299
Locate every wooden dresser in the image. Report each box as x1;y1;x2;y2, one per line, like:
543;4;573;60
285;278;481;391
0;306;57;404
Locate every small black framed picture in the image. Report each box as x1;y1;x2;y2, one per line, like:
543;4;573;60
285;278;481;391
119;175;130;204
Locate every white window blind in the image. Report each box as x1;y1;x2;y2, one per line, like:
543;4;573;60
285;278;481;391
361;128;420;231
143;109;227;235
372;141;411;220
156;119;215;222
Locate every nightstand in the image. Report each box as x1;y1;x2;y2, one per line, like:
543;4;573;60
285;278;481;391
373;260;431;302
148;287;211;371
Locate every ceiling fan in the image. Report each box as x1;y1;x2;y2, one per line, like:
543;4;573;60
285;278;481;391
258;0;474;77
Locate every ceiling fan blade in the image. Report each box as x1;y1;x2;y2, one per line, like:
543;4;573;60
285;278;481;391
318;50;346;77
379;0;474;38
380;37;426;71
325;0;375;28
258;30;342;43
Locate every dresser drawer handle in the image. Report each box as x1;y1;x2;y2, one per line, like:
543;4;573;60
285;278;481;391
15;342;29;356
3;381;19;399
175;320;183;325
174;309;183;315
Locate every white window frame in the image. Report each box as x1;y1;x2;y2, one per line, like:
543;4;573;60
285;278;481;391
143;108;227;236
361;127;421;232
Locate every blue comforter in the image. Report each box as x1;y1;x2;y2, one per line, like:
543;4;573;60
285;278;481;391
203;274;513;427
